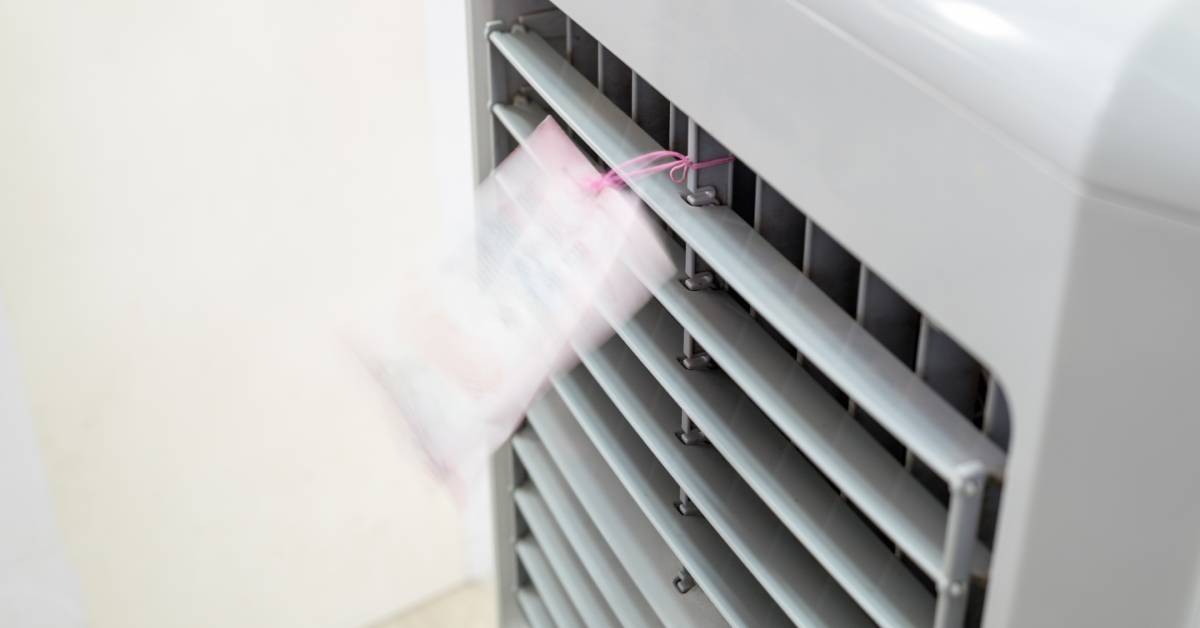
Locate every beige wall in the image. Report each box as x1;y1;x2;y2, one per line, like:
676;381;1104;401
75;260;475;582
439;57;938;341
0;0;472;626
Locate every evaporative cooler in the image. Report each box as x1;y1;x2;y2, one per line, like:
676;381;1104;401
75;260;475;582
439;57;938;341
468;2;1200;627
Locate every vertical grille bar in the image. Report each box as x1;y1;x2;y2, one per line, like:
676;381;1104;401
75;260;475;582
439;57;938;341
669;105;688;153
913;318;987;502
484;24;523;628
934;469;987;628
686;120;734;200
729;161;757;225
916;318;989;626
752;179;805;270
598;44;633;115
485;20;516;164
752;178;806;348
516;9;567;48
855;268;923;461
978;379;1011;548
982;377;1011;450
856;269;922;368
802;221;861;405
748;178;806;348
679;120;732;451
565;19;598;84
803;222;860;317
632;73;670;148
915;319;986;423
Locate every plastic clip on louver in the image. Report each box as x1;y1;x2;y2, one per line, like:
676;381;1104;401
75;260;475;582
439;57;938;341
359;117;673;496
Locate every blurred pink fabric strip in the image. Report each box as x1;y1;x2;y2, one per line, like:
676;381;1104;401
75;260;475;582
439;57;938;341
355;117;674;497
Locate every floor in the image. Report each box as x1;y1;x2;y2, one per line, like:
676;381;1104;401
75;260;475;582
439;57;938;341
371;583;496;628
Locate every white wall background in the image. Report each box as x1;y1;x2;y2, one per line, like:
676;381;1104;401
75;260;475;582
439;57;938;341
420;0;495;580
0;312;86;628
0;0;481;626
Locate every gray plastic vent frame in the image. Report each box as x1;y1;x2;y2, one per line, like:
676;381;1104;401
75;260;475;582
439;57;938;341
485;8;1010;628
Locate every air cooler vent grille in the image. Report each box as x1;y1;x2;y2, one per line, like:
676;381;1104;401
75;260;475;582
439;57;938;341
488;7;1011;628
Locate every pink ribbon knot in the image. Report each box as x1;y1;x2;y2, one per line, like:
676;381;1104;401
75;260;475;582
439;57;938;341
587;150;734;194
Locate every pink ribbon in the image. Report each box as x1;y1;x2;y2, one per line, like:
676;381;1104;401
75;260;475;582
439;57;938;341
587;150;734;193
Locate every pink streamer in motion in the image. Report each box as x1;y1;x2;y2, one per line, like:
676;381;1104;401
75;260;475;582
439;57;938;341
587;150;734;193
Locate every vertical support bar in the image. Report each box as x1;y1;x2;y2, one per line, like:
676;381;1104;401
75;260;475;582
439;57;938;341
631;72;670;229
853;267;922;461
632;73;670;148
916;318;987;422
752;178;805;269
856;268;921;368
563;18;596;147
485;21;530;627
671;109;693;515
679;230;704;456
597;44;633;115
743;176;765;320
677;235;699;509
485;20;513;167
491;438;522;628
750;178;805;349
515;8;566;46
802;221;860;315
565;19;598;84
800;220;859;404
681;120;732;362
799;220;860;497
668;105;688;153
676;119;732;512
911;317;987;503
909;318;946;504
979;378;1011;547
982;377;1012;449
729;160;757;225
686;120;733;199
934;468;987;628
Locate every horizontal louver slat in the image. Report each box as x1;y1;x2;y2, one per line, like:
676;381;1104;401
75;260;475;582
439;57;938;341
492;101;544;144
575;337;876;627
512;436;663;628
517;589;556;628
488;27;1004;484
600;300;937;627
517;539;586;628
621;240;991;583
545;378;787;628
515;422;726;627
515;488;623;628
